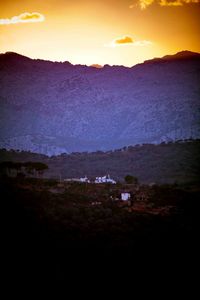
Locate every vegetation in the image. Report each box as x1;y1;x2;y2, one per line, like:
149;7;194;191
0;140;199;184
0;161;48;178
1;175;199;282
1;140;199;283
124;174;138;184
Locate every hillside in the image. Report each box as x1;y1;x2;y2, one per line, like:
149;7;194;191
2;174;199;283
1;140;199;184
0;51;200;155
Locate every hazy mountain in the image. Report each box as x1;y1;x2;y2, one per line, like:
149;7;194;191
0;50;200;155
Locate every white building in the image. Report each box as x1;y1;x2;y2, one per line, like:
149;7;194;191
64;178;80;182
95;174;116;184
79;176;90;183
64;176;90;183
121;192;131;201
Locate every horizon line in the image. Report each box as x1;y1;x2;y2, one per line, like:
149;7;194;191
1;49;200;68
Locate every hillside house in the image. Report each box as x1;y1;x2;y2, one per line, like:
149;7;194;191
95;174;116;184
64;176;90;183
121;192;131;201
79;176;90;183
64;178;80;182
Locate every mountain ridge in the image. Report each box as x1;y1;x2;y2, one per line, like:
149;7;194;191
0;50;200;155
1;50;200;68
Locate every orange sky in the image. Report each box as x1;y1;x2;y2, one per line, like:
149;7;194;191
0;0;200;66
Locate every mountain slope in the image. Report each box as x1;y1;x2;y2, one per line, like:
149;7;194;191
1;140;200;184
0;51;200;154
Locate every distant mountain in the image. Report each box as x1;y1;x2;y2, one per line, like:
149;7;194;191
0;51;200;155
143;50;200;64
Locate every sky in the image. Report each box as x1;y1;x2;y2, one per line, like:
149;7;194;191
0;0;200;67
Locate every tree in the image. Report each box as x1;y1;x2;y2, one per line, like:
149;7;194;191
23;162;35;176
23;162;48;177
124;174;138;184
33;162;48;177
0;161;48;178
0;161;23;177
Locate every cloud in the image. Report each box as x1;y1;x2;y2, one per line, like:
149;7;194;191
139;0;155;9
115;36;134;44
105;36;152;47
129;0;200;9
0;12;45;25
129;0;154;9
159;0;199;6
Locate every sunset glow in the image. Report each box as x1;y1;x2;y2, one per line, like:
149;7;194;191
0;0;199;66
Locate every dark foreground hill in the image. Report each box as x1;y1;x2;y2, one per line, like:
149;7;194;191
1;175;200;284
0;50;200;155
1;139;200;184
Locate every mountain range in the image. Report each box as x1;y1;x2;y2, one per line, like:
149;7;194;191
0;50;200;155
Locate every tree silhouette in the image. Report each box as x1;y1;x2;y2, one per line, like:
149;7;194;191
124;174;138;184
23;162;48;177
33;162;48;177
0;161;23;177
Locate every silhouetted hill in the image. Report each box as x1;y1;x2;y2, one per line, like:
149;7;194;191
143;50;200;64
0;51;200;154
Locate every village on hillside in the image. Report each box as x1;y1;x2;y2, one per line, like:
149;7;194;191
0;160;195;216
64;174;116;184
63;174;136;205
57;174;174;215
0;160;179;215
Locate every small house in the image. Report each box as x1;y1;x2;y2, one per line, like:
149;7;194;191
79;176;90;183
64;176;90;183
95;174;116;184
64;178;80;182
121;192;131;201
